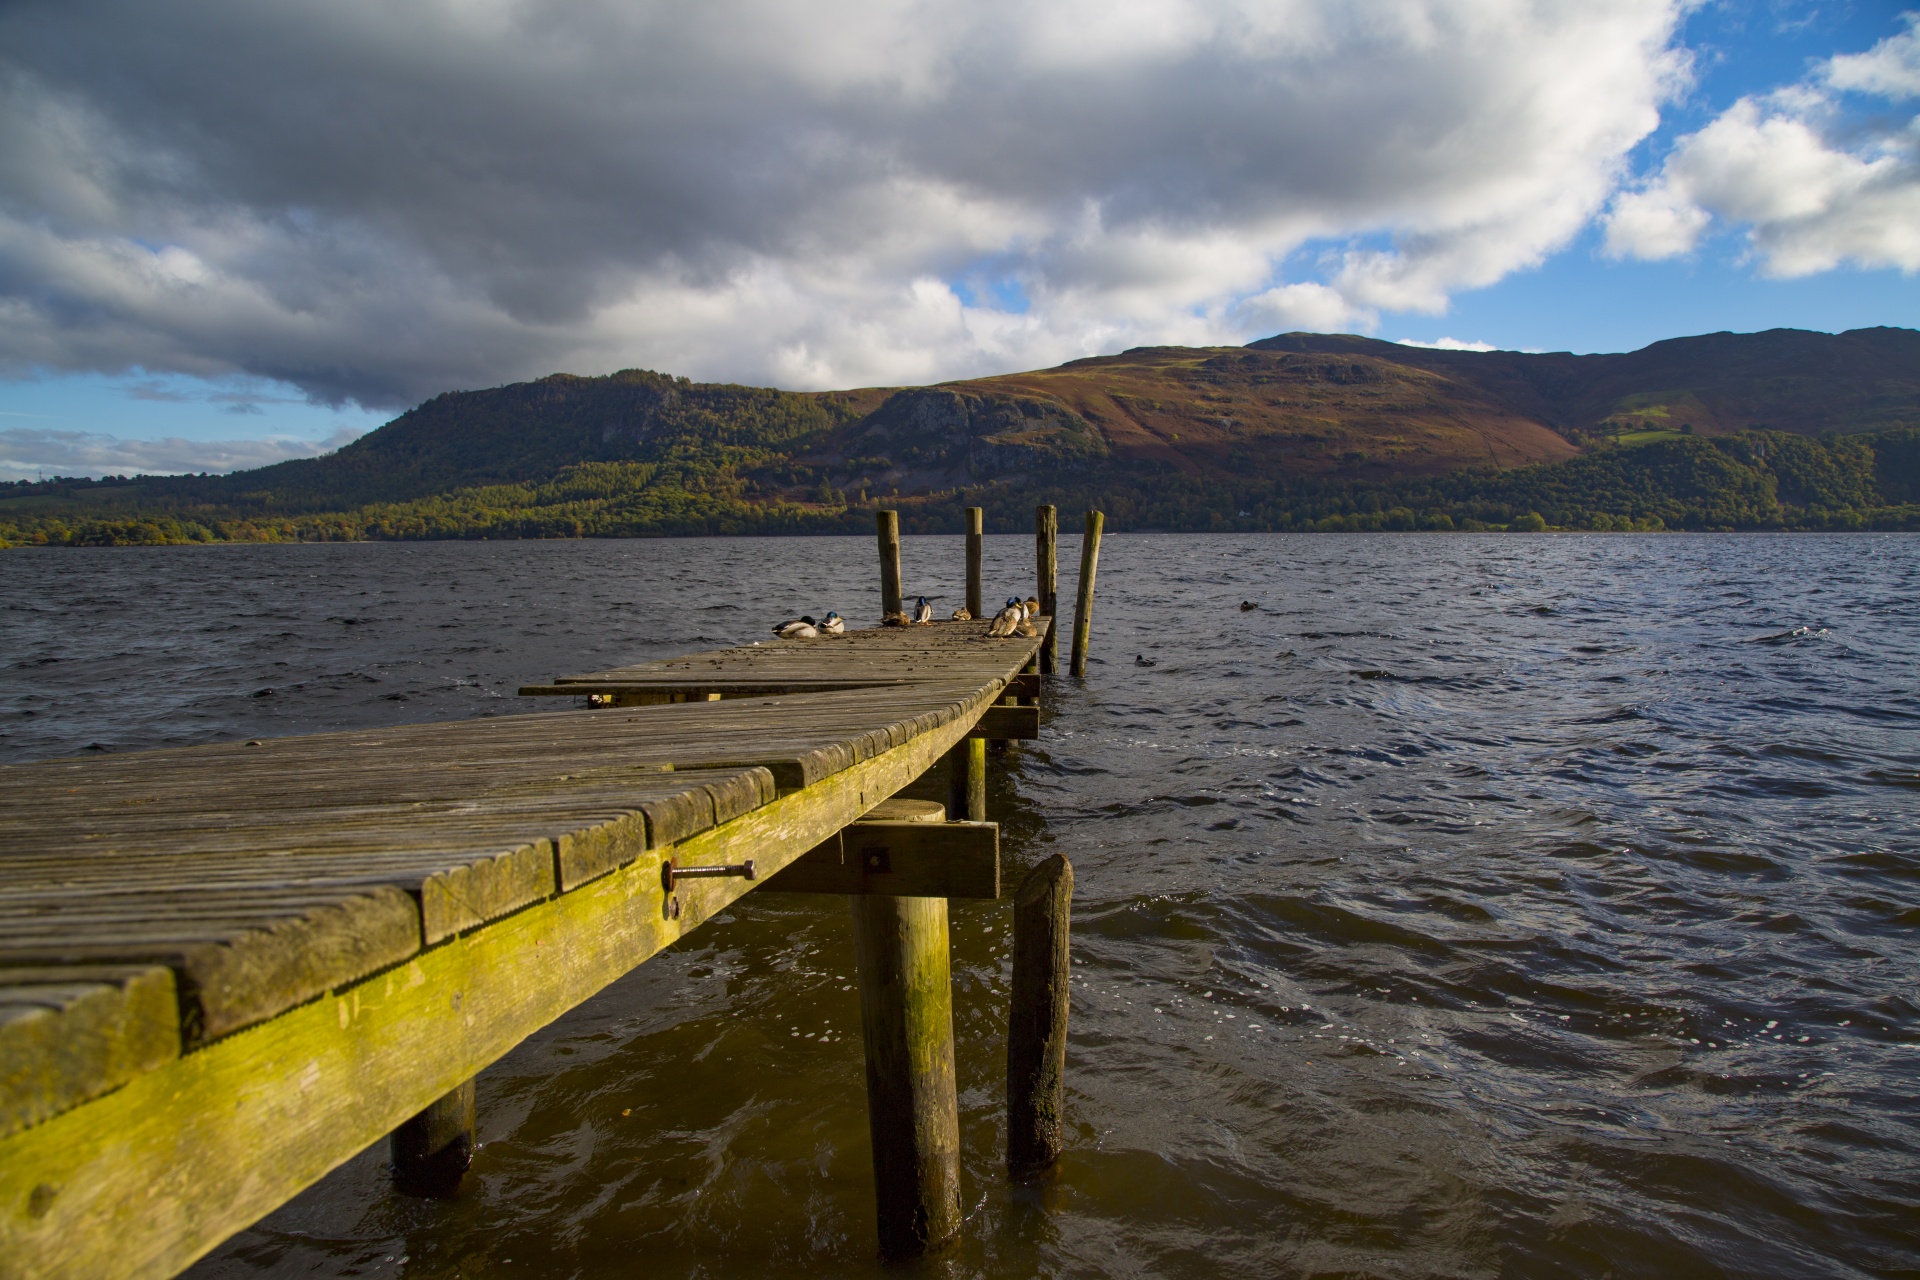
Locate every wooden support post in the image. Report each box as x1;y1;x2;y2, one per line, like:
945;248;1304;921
878;509;903;619
1068;510;1103;678
965;507;984;620
389;1077;475;1198
945;735;986;823
1007;854;1072;1175
850;895;962;1256
1035;505;1058;674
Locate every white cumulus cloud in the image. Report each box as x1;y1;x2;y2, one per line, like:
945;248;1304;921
0;0;1690;405
1395;336;1498;351
1604;14;1920;277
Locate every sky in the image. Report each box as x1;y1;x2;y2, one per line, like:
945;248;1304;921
0;0;1915;479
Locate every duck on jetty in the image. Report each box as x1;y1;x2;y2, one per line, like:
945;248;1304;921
773;615;819;639
951;606;973;621
989;597;1024;637
913;596;934;625
821;611;845;634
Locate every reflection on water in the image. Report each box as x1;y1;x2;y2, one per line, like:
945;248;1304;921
4;534;1917;1278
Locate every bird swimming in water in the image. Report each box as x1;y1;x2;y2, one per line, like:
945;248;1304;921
1239;600;1259;612
913;596;934;625
773;615;819;639
820;611;845;634
950;606;973;621
988;596;1023;637
1135;654;1157;667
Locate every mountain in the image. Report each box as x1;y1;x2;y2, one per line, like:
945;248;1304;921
3;327;1918;543
1245;327;1920;440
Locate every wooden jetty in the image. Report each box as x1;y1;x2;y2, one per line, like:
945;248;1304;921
0;507;1099;1277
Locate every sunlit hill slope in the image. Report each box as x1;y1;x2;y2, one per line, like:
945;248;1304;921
3;327;1918;542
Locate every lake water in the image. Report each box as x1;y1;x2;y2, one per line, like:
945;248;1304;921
4;534;1917;1278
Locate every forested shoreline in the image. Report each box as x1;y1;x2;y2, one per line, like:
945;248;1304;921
4;428;1916;546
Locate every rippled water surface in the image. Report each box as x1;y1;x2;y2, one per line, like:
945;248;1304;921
5;534;1918;1278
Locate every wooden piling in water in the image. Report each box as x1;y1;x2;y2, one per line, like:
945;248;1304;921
965;507;984;620
1069;510;1103;678
850;894;962;1256
390;1077;475;1198
877;510;903;619
945;736;987;824
1035;505;1058;674
1007;854;1073;1174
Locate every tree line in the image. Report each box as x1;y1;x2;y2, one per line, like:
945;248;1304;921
4;428;1917;547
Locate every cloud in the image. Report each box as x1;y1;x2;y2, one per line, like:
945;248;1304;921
0;0;1688;404
1824;12;1920;99
0;426;358;480
1395;336;1498;351
1604;15;1920;276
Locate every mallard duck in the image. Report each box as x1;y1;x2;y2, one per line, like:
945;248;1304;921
772;615;818;639
950;606;973;621
882;611;912;627
1023;596;1041;619
820;611;845;634
988;597;1023;637
1135;654;1157;667
1015;617;1039;637
912;596;934;625
1239;600;1259;612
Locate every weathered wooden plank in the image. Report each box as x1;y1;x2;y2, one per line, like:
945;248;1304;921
8;770;764;840
415;840;554;943
0;966;180;1141
522;679;915;697
0;767;778;1040
761;821;999;899
0;682;989;1280
0;887;422;1047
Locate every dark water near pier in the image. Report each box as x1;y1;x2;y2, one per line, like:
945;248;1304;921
4;534;1918;1279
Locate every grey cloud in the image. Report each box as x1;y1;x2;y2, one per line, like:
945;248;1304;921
0;426;361;480
1;1;1687;405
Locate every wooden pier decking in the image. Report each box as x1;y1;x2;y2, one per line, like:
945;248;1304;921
0;618;1049;1279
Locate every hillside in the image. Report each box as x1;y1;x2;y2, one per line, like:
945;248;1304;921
1246;327;1920;440
2;326;1917;543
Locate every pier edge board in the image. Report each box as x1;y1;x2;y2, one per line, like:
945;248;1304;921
0;682;997;1280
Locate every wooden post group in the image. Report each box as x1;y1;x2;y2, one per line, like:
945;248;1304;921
377;510;1076;1260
